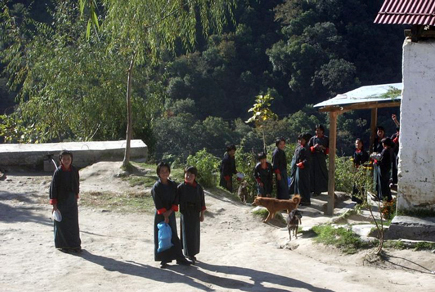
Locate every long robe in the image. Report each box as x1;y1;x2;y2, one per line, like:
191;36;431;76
272;148;289;199
308;135;329;195
178;181;206;258
49;165;81;249
253;162;273;197
289;144;310;203
151;179;184;262
375;147;394;201
220;153;237;192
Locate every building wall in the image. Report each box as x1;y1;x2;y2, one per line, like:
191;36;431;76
398;39;435;211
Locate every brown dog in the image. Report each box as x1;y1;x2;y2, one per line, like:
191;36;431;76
252;195;301;223
287;209;302;240
238;181;248;203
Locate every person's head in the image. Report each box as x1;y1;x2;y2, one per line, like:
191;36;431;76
184;166;198;183
156;162;171;181
355;138;364;150
381;137;392;148
315;124;325;136
257;152;267;163
377;126;385;138
226;144;236;157
298;134;307;146
59;150;73;168
275;137;286;150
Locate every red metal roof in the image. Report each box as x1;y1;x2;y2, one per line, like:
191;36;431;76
374;0;435;25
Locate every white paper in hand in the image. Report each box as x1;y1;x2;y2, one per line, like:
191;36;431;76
52;210;62;222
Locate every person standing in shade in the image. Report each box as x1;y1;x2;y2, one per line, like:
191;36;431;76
373;138;394;202
372;126;386;154
152;162;191;269
352;138;370;204
390;114;400;186
308;125;329;197
49;150;81;253
178;166;206;264
290;133;311;205
220;145;237;192
254;152;273;197
272;137;289;199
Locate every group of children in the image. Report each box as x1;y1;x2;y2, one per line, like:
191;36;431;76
49;151;206;269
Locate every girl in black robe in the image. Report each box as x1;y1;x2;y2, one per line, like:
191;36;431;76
290;134;311;205
308;125;329;196
178;166;206;264
49;150;81;252
272;137;289;199
352;138;370;203
152;162;190;268
254;152;273;197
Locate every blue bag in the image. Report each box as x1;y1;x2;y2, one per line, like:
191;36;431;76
157;222;173;253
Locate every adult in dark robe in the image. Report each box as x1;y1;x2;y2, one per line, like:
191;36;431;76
308;125;329;196
352;138;370;204
290;133;311;205
152;162;190;268
272;137;289;199
374;138;394;202
178;166;206;264
219;145;237;192
254;152;273;197
49;150;81;252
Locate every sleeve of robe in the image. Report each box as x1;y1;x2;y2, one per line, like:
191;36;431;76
152;183;167;215
49;168;61;205
199;185;206;211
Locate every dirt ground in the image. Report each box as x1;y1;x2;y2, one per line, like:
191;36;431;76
1;162;434;292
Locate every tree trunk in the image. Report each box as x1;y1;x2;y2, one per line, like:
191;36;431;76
122;52;136;168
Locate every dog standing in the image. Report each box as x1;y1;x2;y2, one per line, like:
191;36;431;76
287;209;302;240
252;194;301;223
238;181;248;203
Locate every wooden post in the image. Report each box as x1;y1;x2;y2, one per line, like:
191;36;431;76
370;107;378;152
326;111;338;216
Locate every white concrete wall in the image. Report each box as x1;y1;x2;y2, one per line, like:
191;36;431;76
398;39;435;210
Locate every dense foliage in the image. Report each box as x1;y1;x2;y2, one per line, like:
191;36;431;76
1;0;402;161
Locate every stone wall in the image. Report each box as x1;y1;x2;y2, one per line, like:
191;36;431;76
398;39;435;211
0;140;147;171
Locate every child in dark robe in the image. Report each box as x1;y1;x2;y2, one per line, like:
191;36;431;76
352;138;370;204
272;137;289;199
219;145;237;192
152;162;191;269
308;125;329;196
178;166;206;264
372;126;386;154
254;152;273;197
290;134;311;205
373;138;394;202
49;150;81;253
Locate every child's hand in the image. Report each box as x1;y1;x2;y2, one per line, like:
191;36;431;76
277;173;282;181
200;214;204;222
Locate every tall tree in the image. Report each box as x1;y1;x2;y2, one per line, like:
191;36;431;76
87;0;236;167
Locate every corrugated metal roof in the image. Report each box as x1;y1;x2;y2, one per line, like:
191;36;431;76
314;83;402;108
374;0;435;25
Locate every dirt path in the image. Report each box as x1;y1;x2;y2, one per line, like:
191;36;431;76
1;163;434;292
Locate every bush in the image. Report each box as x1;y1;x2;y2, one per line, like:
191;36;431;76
334;155;354;193
187;149;220;188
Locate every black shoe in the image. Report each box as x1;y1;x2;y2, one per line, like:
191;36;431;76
189;256;196;264
59;248;70;253
72;247;82;253
160;261;169;269
176;258;191;266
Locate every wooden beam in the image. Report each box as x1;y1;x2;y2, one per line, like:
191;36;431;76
370;108;378;152
326;111;338;216
318;101;400;113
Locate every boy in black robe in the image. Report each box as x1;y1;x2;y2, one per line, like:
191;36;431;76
178;166;206;264
308;125;329;196
352;138;370;204
373;138;394;202
219;145;237;192
152;162;191;268
272;137;289;199
49;150;81;253
254;152;273;197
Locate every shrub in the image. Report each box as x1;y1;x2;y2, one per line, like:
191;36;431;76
187;149;220;188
